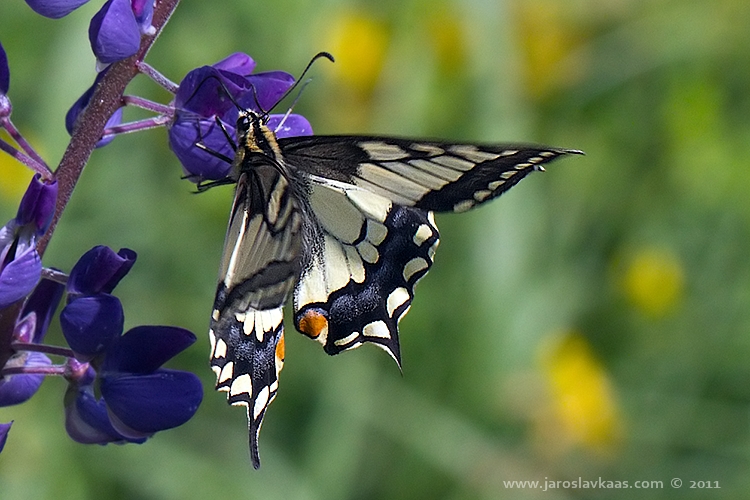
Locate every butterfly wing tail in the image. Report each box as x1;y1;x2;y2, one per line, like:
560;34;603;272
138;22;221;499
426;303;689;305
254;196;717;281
209;305;285;469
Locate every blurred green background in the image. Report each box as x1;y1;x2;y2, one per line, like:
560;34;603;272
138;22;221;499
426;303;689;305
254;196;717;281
2;0;750;498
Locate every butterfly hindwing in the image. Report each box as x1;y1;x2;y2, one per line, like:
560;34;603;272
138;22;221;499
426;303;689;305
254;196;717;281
292;179;440;365
209;158;301;469
280;135;580;212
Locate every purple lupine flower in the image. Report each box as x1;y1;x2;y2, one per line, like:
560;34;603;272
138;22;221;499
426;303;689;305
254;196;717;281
60;293;124;360
15;174;57;233
0;421;11;453
59;246;135;361
65;364;147;444
131;0;154;34
0;352;52;406
88;0;141;64
0;279;64;407
168;53;313;182
24;0;90;19
66;245;136;297
0;175;57;309
1;41;11;124
0;41;9;96
66;67;124;147
65;327;202;443
58;245;202;443
15;278;64;345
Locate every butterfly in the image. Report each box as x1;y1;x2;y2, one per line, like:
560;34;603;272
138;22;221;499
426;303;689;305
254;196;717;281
203;58;582;468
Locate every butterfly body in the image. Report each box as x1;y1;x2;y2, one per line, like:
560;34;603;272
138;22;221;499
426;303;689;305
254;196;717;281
207;108;580;468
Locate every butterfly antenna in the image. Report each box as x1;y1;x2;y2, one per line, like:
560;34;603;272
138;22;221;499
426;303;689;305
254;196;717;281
248;84;268;116
269;51;334;113
211;115;237;151
274;78;313;132
194;118;236;160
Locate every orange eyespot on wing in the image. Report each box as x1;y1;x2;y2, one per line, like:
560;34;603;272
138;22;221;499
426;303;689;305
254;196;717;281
297;308;329;340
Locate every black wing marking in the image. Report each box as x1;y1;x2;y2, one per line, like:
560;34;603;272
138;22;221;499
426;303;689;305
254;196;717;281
279;135;582;212
209;162;301;469
292;179;439;366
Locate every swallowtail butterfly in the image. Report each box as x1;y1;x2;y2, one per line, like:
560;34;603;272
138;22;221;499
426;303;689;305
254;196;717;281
205;60;582;468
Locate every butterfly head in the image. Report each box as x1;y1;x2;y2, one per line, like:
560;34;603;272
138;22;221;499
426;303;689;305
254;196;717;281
235;109;266;143
232;108;285;173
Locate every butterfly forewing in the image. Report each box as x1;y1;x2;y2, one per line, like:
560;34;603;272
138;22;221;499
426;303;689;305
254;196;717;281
209;152;302;469
279;135;580;212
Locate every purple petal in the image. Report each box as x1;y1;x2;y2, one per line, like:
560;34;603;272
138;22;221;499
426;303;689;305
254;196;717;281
213;53;256;76
101;369;203;433
0;421;11;453
0;95;9;120
88;0;140;64
96;106;124;147
65;97;85;133
172;67;221;115
24;0;90;19
105;409;152;440
131;0;154;33
0;41;9;95
0;352;51;406
0;242;41;309
207;71;295;130
67;360;97;386
168;117;235;181
15;174;58;234
64;385;145;444
237;71;295;113
66;68;123;148
12;311;35;344
17;278;64;343
267;113;314;139
60;294;124;359
102;326;196;375
0;42;10;119
174;66;249;117
67;246;136;296
0;92;10;119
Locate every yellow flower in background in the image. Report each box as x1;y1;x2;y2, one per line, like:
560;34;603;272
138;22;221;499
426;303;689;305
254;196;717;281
512;0;587;99
535;331;622;456
325;11;390;96
622;247;684;317
426;7;467;73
